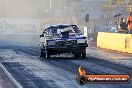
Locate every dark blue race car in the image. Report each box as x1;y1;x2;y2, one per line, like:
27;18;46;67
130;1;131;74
39;24;88;59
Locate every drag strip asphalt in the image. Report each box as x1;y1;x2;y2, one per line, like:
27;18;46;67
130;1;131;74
0;46;131;88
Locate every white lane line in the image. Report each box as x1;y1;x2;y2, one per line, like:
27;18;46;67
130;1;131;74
0;63;23;88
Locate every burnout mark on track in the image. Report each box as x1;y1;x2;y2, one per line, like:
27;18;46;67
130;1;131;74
1;62;61;88
0;56;4;62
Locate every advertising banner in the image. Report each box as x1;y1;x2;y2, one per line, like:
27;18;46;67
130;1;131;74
0;18;40;35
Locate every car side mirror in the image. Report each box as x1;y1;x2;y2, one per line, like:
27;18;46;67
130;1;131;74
40;34;44;37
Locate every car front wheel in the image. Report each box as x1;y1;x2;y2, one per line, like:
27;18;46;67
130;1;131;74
40;49;45;57
81;49;86;59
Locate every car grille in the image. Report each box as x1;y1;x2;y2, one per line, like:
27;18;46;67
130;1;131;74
71;40;77;44
66;41;71;45
66;40;77;45
56;40;77;46
56;41;65;46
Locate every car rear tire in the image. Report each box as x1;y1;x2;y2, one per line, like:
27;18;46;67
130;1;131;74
74;54;81;58
40;49;45;57
81;49;86;59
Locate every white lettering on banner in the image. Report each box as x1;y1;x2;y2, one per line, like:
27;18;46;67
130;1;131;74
0;19;40;35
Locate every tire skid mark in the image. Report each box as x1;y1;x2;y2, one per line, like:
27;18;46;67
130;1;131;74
1;62;62;88
86;57;132;74
38;58;130;88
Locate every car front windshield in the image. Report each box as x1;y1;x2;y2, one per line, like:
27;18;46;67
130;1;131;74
44;25;81;38
47;26;80;34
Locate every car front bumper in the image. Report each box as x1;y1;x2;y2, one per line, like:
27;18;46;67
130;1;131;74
45;44;88;54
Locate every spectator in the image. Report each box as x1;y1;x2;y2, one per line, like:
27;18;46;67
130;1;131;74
109;22;117;32
120;18;123;24
127;12;132;34
118;18;123;29
120;18;128;33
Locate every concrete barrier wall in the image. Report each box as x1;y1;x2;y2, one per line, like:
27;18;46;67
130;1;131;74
97;32;132;53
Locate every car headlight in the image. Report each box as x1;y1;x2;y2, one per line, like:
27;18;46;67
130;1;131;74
47;41;55;46
77;39;86;43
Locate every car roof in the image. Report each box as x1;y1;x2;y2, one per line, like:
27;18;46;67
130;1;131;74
46;25;77;30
